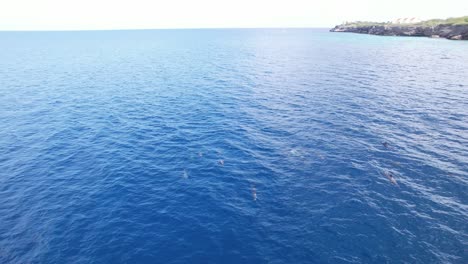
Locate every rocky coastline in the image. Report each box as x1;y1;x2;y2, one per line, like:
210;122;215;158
330;24;468;40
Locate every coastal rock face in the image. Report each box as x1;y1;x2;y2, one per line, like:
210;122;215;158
330;24;468;40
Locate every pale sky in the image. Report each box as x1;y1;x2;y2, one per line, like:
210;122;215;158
0;0;467;30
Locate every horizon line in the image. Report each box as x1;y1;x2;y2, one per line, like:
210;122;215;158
0;26;333;32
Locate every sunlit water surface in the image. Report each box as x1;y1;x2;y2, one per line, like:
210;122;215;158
0;29;467;263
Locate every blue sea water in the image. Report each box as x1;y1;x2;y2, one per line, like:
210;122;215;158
0;29;467;263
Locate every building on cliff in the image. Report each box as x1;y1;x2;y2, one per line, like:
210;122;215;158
392;18;422;24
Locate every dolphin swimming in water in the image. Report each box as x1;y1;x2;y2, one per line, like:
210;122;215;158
252;185;257;201
289;149;300;156
218;159;224;166
316;153;325;160
382;142;389;148
384;171;398;185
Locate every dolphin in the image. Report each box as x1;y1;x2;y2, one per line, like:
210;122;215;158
315;153;325;160
384;171;398;185
252;185;257;201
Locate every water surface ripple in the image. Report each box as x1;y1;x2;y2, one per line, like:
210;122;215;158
0;29;467;263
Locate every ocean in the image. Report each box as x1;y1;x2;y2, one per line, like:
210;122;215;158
0;29;467;263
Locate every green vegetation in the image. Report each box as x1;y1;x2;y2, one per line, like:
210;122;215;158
416;16;468;26
342;21;390;27
341;16;468;27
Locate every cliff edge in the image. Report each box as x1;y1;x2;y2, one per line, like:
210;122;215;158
330;16;468;40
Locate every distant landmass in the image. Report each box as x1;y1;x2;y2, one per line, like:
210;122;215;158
331;16;468;40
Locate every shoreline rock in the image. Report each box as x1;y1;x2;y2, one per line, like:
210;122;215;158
330;24;468;40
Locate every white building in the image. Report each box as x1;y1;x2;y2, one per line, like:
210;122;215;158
392;17;422;24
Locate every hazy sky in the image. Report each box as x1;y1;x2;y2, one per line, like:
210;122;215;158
1;0;467;30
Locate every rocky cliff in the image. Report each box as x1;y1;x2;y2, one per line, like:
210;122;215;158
330;24;468;40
